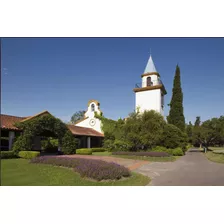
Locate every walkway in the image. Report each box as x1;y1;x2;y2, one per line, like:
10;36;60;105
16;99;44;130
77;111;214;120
63;150;224;186
135;150;224;186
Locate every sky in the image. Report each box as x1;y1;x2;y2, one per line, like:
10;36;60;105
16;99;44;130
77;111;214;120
1;37;224;123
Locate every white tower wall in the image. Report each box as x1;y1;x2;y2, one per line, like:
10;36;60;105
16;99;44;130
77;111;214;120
135;89;163;115
134;55;166;117
142;74;159;87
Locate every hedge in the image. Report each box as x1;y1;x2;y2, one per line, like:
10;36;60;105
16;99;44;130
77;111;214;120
91;148;107;152
76;148;92;155
151;146;173;155
18;151;40;159
31;156;130;181
151;146;185;156
112;151;170;157
0;151;17;159
172;148;184;156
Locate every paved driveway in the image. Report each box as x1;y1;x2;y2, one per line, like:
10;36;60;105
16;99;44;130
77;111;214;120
134;150;224;186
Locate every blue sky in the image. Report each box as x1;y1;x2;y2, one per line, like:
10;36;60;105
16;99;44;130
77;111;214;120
2;38;224;123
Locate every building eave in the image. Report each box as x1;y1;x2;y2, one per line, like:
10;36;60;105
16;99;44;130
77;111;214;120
133;84;167;95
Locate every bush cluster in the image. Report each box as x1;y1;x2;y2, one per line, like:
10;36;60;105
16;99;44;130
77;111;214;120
100;111;188;152
91;148;107;152
151;146;184;156
151;146;173;155
76;148;92;155
0;151;17;159
30;156;131;181
112;151;170;157
172;148;184;156
18;151;40;159
161;124;188;150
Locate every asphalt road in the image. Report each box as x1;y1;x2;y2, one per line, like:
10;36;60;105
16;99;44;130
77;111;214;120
135;150;224;186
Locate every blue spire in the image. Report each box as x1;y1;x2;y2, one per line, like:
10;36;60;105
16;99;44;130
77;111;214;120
144;55;157;73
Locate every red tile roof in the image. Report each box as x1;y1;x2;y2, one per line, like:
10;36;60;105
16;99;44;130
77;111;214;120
1;114;104;137
67;125;104;137
0;114;28;130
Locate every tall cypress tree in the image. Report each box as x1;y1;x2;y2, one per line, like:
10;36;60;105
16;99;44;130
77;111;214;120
167;65;185;132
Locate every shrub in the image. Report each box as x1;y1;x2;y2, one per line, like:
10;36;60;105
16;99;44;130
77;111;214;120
41;138;58;153
112;139;132;151
12;135;32;153
161;124;188;149
103;139;115;151
0;151;17;159
172;148;184;156
112;151;170;157
18;151;40;159
61;131;79;154
31;156;131;181
91;148;107;152
186;144;192;149
151;146;173;155
49;138;59;148
76;148;92;155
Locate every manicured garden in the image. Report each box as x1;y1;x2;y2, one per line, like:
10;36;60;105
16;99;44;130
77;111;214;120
1;158;150;186
79;146;185;162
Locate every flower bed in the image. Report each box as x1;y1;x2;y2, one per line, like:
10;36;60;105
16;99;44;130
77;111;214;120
30;156;130;181
112;151;170;157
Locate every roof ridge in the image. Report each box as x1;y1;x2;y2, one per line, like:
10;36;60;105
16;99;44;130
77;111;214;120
0;114;29;118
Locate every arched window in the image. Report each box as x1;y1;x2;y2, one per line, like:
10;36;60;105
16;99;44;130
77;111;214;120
91;104;95;112
147;77;152;86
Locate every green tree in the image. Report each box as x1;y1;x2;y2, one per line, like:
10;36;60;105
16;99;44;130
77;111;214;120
70;110;85;123
161;123;188;150
186;121;193;143
122;110;166;151
194;116;201;127
167;65;185;132
192;117;224;148
61;131;79;154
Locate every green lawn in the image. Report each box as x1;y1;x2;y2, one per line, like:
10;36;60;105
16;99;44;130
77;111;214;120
205;151;224;164
92;151;177;162
208;147;224;151
1;159;150;186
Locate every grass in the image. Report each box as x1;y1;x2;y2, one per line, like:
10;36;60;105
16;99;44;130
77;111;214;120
205;151;224;164
208;147;224;151
1;159;150;186
92;151;176;162
92;151;112;156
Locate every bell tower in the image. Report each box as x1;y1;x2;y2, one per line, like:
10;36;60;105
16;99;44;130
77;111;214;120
133;55;167;116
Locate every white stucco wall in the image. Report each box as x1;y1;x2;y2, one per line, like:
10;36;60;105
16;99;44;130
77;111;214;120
135;89;162;114
142;74;159;87
75;101;103;133
75;117;102;133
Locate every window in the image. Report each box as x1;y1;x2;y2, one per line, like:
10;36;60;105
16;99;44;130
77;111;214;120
91;104;95;112
147;77;152;86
